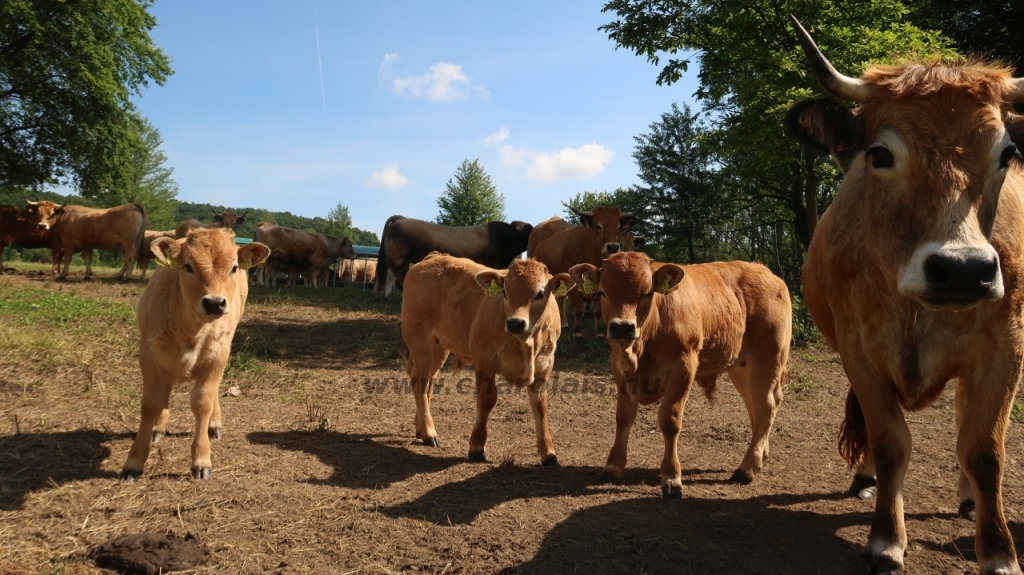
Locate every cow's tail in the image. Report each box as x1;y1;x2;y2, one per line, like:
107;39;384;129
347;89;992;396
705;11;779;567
374;215;403;297
133;203;149;274
838;388;868;469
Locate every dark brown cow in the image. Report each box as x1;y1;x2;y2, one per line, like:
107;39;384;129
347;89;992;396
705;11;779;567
402;254;573;464
174;209;248;239
533;207;637;336
40;202;148;281
0;201;62;274
788;16;1024;573
570;253;791;498
373;216;533;299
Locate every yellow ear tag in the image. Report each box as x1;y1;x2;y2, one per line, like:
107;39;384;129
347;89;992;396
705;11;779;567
486;279;504;297
654;277;679;294
582;277;599;295
554;280;569;298
155;257;182;269
238;252;255;271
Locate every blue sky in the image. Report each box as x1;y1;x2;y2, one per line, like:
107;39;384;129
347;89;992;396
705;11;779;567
135;1;699;233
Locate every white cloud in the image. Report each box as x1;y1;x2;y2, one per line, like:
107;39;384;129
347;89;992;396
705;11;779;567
484;127;509;145
365;163;408;189
380;55;487;103
498;143;614;182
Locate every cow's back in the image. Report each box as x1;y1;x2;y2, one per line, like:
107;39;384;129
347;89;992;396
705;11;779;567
387;219;494;265
533;225;596;275
527;217;572;258
58;204;145;252
402;255;487;359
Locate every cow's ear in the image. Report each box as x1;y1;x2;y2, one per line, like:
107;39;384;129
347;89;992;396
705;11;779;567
632;235;646;249
476;270;506;297
572;208;596;228
547;273;575;298
213;214;224;223
569;263;600;295
786;98;863;170
619;213;637;230
238;242;271;270
651;264;684;295
152;237;185;269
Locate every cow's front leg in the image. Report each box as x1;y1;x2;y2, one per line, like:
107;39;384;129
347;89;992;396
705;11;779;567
82;249;94;280
602;382;639;483
957;375;1021;575
121;358;173;480
468;372;499;462
527;369;557;466
657;367;693;499
208;395;223;440
58;247;74;280
189;361;225;480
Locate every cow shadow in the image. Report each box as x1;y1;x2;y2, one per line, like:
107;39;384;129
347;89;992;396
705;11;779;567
0;430;123;510
246;284;402;315
245;431;463;489
233;315;405;371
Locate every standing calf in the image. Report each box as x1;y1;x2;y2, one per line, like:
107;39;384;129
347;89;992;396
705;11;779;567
120;228;269;480
402;254;573;465
571;253;791;498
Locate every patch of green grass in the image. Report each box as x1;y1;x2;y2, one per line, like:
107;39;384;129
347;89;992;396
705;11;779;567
784;364;819;399
1011;401;1024;424
226;332;275;377
0;284;135;333
791;293;825;348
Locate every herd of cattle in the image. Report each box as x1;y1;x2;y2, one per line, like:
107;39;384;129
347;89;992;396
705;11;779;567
2;19;1024;572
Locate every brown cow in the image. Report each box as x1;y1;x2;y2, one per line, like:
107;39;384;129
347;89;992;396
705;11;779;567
138;230;176;279
402;254;574;464
40;202;148;281
533;207;637;336
787;17;1024;573
120;228;270;481
570;253;791;498
252;223;355;288
337;258;377;284
0;201;62;274
174;209;248;239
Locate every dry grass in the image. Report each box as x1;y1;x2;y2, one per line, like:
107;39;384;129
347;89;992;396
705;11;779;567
0;264;1022;574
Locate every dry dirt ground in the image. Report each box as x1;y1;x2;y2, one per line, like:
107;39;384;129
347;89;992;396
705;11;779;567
2;265;1024;574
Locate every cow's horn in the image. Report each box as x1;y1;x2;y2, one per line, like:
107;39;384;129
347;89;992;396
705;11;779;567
212;207;221;217
790;16;870;103
25;199;38;206
240;209;250;217
1011;77;1024;103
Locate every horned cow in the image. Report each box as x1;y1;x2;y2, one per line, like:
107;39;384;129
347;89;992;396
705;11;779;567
0;201;62;275
174;209;248;239
571;253;791;498
788;16;1024;574
402;254;574;465
120;228;270;481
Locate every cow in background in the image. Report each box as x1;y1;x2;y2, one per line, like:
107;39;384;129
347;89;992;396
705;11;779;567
570;253;791;497
374;216;533;299
39;202;148;281
120;228;270;481
252;223;355;288
788;16;1024;573
532;207;637;337
337;258;377;284
174;209;248;239
402;253;573;464
138;229;176;279
0;200;62;274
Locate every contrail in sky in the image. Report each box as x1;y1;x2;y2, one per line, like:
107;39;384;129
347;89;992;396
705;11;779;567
314;3;326;108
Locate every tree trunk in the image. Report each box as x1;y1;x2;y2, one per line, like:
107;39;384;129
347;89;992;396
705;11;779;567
804;149;819;241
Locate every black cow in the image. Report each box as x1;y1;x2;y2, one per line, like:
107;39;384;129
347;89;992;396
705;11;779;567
373;216;533;299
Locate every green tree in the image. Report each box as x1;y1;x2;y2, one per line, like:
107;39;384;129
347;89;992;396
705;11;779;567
0;0;172;195
906;0;1024;73
104;118;179;230
436;159;505;226
325;203;353;240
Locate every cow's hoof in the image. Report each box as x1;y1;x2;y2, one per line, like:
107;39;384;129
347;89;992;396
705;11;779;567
151;431;164;443
599;472;619;484
849;474;877;500
958;499;976;521
729;469;754;484
595;332;605;339
468;451;488;463
862;554;903;575
422;436;440;448
572;331;583;338
83;275;93;282
57;276;67;282
208;428;222;440
191;467;212;480
541;455;560;467
662;485;683;499
119;469;141;481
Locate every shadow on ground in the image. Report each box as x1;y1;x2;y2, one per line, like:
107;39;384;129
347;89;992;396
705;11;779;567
245;431;463;489
0;429;123;510
233;315;405;370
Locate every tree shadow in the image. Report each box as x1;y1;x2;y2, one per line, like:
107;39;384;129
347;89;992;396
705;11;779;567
233;316;405;371
0;430;123;510
244;431;463;490
918;521;1024;565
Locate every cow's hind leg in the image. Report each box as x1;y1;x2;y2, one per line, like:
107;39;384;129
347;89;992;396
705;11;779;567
82;249;94;280
408;340;448;447
728;357;783;484
58;247;74;280
555;295;569;330
956;375;1021;574
151;407;170;443
955;379;976;520
568;290;585;337
468;370;499;462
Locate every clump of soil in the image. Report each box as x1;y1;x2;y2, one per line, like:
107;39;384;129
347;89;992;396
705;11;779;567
89;532;207;574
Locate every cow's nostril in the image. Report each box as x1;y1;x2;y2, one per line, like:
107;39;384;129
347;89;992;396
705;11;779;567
606;243;620;254
923;255;950;286
506;317;527;334
922;248;1000;299
202;296;228;315
608;321;636;339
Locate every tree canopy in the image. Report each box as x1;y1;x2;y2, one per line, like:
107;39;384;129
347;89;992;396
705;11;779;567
436;159;506;226
0;0;172;195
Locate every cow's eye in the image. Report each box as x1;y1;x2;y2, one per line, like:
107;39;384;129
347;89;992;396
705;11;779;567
1000;144;1020;169
868;146;894;169
183;263;194;273
595;225;602;231
535;290;545;300
231;264;239;274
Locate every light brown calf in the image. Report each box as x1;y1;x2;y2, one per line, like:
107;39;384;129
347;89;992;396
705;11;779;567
533;207;637;337
39;202;148;281
173;209;248;239
120;228;269;480
402;254;573;465
570;253;791;498
788;16;1024;573
337;258;377;283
